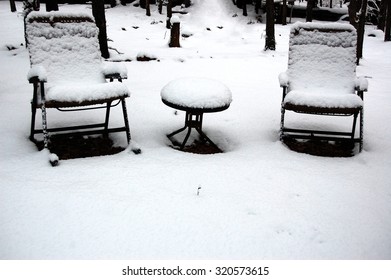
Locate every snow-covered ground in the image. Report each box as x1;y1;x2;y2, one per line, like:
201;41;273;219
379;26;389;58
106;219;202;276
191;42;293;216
0;1;390;259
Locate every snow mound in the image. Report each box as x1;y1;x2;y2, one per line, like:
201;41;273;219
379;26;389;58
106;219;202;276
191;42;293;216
161;77;232;109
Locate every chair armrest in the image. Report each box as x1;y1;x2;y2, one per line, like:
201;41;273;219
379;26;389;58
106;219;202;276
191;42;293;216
279;72;289;87
102;62;128;80
27;65;47;83
355;76;368;92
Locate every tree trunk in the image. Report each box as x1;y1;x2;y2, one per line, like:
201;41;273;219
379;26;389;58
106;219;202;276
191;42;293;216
169;22;181;47
110;0;116;8
282;0;287;25
348;0;358;28
146;0;151;16
158;0;163;14
10;0;17;12
265;0;276;51
243;3;248;16
92;0;110;59
378;0;387;30
255;0;261;14
34;0;40;11
306;0;315;22
46;0;59;12
166;0;172;29
357;0;368;64
385;0;391;41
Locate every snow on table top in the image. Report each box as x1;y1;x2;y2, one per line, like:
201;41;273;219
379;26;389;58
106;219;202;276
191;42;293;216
161;78;232;109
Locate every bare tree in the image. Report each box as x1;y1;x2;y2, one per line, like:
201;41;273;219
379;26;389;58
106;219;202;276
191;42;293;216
46;0;59;12
166;0;173;29
306;0;315;22
357;0;368;64
349;0;368;64
282;0;287;25
92;0;110;59
169;21;181;47
158;0;163;14
146;0;151;16
378;0;387;30
243;2;248;16
10;0;17;12
385;0;391;41
348;0;359;28
265;0;276;50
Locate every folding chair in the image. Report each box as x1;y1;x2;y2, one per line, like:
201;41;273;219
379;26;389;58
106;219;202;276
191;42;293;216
25;11;138;165
279;22;368;153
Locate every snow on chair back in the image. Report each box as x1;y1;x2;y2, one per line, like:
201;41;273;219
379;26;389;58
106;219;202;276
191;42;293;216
287;23;357;96
26;12;104;84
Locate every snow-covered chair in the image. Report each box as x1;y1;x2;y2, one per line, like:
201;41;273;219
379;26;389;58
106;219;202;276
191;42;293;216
26;12;136;165
279;22;368;152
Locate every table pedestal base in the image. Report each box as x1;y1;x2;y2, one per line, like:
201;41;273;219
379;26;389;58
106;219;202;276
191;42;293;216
167;111;220;150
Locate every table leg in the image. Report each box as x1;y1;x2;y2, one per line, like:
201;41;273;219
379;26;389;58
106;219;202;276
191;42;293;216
167;111;221;151
167;125;187;138
180;127;192;150
195;127;220;150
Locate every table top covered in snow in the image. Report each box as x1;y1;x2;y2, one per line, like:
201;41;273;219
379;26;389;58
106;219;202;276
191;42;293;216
161;77;232;112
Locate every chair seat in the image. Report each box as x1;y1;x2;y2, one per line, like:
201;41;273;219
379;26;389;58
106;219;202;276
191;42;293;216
36;82;130;108
283;89;363;114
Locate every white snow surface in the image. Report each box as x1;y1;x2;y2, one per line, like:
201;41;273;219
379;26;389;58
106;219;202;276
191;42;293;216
27;64;47;82
1;1;391;260
161;77;232;109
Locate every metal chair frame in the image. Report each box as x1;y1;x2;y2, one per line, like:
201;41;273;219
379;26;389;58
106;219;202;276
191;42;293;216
26;12;133;164
279;23;367;153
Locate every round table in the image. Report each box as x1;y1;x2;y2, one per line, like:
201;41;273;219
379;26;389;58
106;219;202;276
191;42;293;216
161;77;232;150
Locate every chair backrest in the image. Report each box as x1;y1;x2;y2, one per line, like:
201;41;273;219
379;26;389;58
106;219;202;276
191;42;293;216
26;11;104;85
287;22;357;94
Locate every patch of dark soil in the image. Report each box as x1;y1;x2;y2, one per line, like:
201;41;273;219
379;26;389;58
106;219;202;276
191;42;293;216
35;135;125;160
172;139;222;154
282;137;355;157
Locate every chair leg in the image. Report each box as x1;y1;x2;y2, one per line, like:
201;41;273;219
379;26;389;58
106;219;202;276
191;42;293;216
30;84;39;142
40;103;49;150
30;104;37;142
351;112;358;139
121;98;131;144
37;82;50;150
280;105;286;141
104;101;112;139
359;108;364;152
